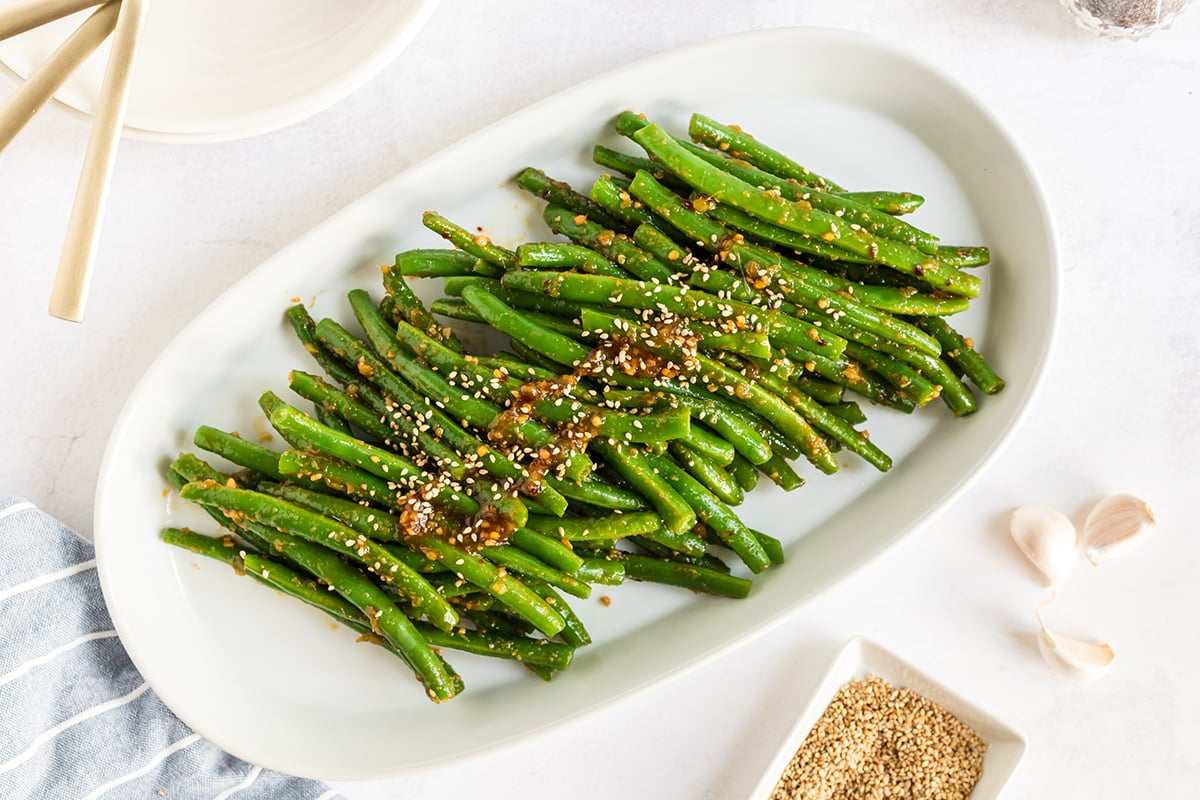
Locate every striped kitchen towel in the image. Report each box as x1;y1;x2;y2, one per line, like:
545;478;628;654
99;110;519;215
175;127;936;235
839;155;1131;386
0;497;340;800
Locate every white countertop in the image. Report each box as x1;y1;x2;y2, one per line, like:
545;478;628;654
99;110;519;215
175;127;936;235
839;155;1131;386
2;1;1198;797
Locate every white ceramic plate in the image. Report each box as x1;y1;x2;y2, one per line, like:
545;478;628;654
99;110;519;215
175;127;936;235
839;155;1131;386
0;0;440;142
747;639;1027;800
94;28;1058;779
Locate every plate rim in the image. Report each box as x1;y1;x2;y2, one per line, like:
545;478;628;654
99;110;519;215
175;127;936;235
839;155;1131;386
93;25;1061;778
0;0;442;143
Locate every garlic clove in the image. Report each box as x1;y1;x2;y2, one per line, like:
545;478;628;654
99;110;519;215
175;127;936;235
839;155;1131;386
1082;493;1157;563
1036;609;1115;680
1010;506;1079;586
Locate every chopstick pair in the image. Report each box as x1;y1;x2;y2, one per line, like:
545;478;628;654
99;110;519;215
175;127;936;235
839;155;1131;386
0;0;150;322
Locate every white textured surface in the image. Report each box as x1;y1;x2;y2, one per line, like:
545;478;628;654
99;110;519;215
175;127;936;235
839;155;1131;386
1;1;1197;797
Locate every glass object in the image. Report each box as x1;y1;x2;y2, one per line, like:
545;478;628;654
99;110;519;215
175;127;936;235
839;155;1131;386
1062;0;1193;38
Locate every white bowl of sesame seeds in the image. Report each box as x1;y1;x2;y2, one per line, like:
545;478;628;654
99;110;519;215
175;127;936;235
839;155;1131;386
749;638;1027;800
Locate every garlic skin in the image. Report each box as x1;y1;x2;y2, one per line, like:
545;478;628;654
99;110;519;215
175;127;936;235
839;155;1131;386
1082;494;1157;563
1036;611;1115;680
1010;506;1079;586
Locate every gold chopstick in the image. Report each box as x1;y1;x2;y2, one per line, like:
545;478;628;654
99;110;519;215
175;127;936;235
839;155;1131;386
0;2;120;152
48;0;150;322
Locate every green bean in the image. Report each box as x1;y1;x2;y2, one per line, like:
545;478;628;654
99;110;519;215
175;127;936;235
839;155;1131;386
380;542;444;574
422;212;516;270
792;375;843;405
259;482;403;541
624;537;729;572
629;129;980;298
615;551;751;598
168;458;279;556
642;452;769;573
796;306;977;416
193;426;284;482
420;621;574;670
380;263;461;350
936;245;991;268
161;526;254;567
522;578;591;647
686;112;845;191
588;175;692;249
319;316;594;480
582;307;837;472
729;357;891;471
825;401;867;425
840;340;940;407
836;191;925;216
482;351;559;381
321;310;555;493
913;316;1005;395
510;341;576;377
481;544;590;600
506;527;583;574
516;241;630;278
460;283;590;367
285;303;376;391
515;167;625;232
503;269;845;362
179;481;460;632
270;404;432;492
442;275;588;319
587;173;657;233
314;404;351;434
730;241;944;356
167;468;471;695
289;371;391;444
622;174;946;355
278;449;400;509
468;609;534;638
678;422;736;466
668;441;743;506
251;525;460;701
394;248;479;277
727;453;759;492
630;221;704;271
635;525;708;558
674;141;939;255
796;349;915;411
704;203;969;316
406;537;565;638
525;511;661;541
429;297;488;325
603;387;772;466
696;329;773;361
593;143;689;192
756;453;805;491
458;285;693;445
590;439;696;534
708;199;871;263
748;529;785;566
545;473;647;511
572;556;627;585
541;204;676;283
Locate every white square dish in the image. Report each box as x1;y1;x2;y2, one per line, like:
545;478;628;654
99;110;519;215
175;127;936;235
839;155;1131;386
748;638;1028;800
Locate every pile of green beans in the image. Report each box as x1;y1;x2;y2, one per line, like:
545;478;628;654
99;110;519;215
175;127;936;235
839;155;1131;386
163;110;1003;704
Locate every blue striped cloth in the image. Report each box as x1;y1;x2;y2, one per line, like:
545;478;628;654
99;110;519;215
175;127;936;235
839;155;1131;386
0;497;340;799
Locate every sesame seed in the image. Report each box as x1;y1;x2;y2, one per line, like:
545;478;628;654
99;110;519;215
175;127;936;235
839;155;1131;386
768;675;986;800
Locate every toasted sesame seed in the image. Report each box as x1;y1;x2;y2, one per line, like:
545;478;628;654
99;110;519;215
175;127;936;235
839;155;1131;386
769;675;986;800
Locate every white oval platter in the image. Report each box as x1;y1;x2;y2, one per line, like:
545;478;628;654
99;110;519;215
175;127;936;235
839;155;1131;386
94;27;1058;779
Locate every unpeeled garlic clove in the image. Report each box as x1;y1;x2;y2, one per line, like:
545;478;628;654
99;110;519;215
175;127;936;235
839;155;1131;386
1082;493;1157;563
1036;609;1115;680
1010;506;1079;586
